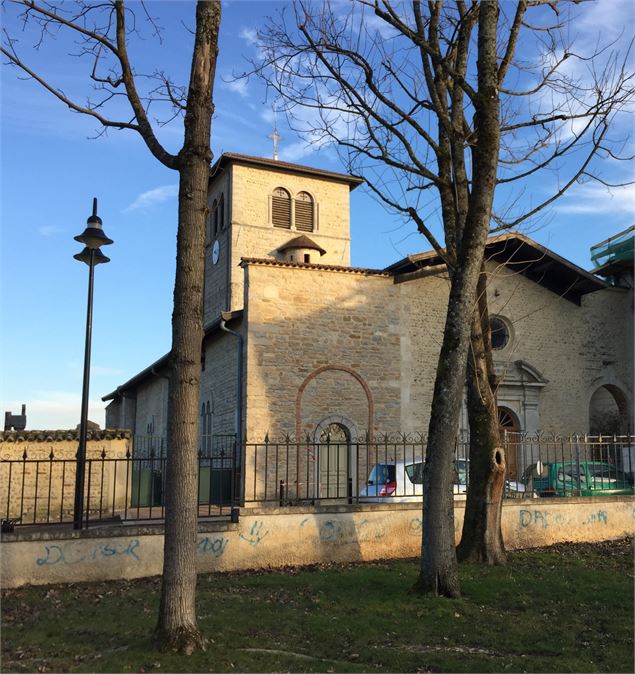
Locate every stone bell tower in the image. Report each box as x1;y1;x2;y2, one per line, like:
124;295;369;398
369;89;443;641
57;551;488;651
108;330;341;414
203;153;363;324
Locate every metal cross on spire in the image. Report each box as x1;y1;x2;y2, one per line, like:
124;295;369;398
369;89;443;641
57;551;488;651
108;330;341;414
267;109;282;160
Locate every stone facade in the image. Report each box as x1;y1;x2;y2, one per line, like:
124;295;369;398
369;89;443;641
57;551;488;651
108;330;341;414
242;257;631;440
104;154;633;490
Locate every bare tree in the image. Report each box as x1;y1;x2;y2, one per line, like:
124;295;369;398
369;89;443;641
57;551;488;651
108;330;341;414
249;0;634;593
2;0;221;652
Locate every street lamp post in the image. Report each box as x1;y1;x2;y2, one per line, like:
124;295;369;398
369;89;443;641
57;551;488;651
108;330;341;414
73;198;112;530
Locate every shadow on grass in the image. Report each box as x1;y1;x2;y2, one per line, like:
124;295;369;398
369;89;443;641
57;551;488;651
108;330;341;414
2;538;633;673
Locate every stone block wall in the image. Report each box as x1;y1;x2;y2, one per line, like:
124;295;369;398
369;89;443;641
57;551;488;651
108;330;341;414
133;376;169;441
204;170;231;321
484;262;631;432
200;329;241;438
244;263;402;440
227;163;354;314
0;431;131;523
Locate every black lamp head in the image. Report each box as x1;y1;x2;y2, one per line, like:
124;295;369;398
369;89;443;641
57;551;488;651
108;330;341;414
74;198;113;249
73;246;111;266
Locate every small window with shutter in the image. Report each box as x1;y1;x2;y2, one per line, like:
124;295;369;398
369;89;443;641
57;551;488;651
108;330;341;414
272;187;291;228
295;191;314;232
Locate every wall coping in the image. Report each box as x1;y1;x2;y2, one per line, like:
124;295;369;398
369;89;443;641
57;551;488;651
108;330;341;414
0;429;132;443
3;495;630;543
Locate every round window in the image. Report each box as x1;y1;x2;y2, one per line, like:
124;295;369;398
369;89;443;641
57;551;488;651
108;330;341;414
490;316;510;350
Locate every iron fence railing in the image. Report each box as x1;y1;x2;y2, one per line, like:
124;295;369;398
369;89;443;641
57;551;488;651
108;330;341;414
0;436;238;529
1;433;632;529
242;433;634;504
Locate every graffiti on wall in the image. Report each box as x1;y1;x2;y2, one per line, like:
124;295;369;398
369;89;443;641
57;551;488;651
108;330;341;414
299;516;385;543
197;536;228;558
519;509;608;529
240;520;269;546
36;539;141;566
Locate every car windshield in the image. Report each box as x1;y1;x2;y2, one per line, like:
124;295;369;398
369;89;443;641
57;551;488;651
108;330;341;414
455;460;468;485
405;462;424;484
367;464;396;485
557;464;586;483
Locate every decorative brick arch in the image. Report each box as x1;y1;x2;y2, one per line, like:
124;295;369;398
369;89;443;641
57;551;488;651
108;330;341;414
295;365;374;440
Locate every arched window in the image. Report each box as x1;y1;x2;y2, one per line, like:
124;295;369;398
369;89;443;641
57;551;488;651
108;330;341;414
295;191;314;232
272;187;291;228
211;198;218;237
218;194;225;230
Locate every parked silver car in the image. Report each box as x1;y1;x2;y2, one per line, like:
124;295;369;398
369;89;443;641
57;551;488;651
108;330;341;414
358;459;531;502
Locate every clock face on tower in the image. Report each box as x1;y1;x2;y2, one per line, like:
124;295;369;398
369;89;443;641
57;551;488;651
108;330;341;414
212;240;220;265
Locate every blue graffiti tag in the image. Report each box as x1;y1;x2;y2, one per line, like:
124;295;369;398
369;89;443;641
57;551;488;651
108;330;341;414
240;521;269;546
586;511;608;525
36;539;140;566
519;510;550;529
197;536;228;557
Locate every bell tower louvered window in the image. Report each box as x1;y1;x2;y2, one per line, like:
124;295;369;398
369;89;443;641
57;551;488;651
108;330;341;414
272;187;291;229
295;191;314;232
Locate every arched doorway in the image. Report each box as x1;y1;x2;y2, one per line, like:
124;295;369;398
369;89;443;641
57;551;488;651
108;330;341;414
589;385;630;435
315;419;355;500
589;384;631;466
498;406;520;479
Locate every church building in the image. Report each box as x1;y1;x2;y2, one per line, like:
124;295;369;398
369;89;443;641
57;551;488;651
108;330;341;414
103;153;633;483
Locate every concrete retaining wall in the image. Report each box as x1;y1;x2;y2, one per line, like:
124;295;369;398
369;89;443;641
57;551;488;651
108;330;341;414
1;497;633;588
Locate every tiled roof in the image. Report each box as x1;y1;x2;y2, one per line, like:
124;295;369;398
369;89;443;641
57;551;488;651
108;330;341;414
276;235;327;256
240;257;390;276
0;429;132;443
210;153;364;189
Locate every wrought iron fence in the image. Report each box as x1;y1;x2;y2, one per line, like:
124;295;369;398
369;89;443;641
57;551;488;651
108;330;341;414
0;435;238;529
1;432;632;529
242;433;634;504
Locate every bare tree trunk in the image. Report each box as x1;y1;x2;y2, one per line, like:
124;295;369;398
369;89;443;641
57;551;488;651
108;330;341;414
156;0;220;654
457;269;507;564
417;267;478;598
416;0;501;596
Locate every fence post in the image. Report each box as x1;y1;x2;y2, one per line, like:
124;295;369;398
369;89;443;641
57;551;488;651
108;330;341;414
279;480;285;507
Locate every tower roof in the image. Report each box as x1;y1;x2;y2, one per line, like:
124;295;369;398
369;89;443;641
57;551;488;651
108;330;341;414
210;153;364;190
276;235;327;256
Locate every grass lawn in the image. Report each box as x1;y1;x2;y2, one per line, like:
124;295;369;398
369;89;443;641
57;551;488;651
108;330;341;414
2;538;633;673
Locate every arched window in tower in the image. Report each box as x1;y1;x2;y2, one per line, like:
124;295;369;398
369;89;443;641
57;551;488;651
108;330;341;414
218;194;225;230
211;198;218;237
271;187;291;228
295;191;314;232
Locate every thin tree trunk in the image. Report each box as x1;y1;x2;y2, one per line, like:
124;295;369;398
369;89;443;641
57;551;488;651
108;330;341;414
416;0;501;597
417;265;480;598
457;268;507;564
156;0;220;654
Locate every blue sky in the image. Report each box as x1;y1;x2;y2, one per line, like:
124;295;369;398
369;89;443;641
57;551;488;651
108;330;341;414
1;0;634;430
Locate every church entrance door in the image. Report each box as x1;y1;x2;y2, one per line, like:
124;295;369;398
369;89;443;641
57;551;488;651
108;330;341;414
317;422;353;500
498;407;520;479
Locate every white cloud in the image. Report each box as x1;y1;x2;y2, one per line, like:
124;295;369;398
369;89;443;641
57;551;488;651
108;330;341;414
239;27;258;46
224;77;250;98
38;225;64;237
554;182;635;215
123;184;178;213
279;140;314;162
